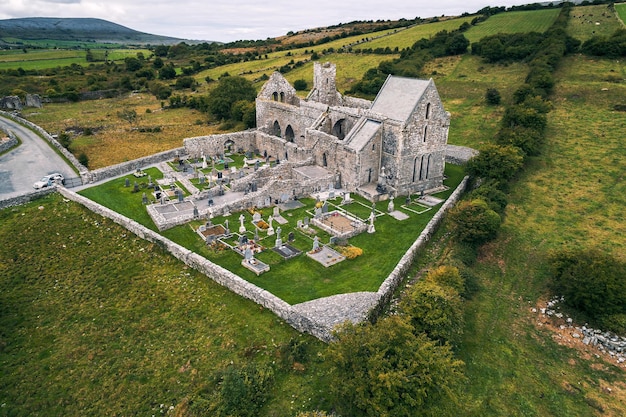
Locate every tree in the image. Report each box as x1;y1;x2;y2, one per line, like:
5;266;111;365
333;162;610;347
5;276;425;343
502;104;548;132
485;88;501;105
124;57;142;72
448;199;501;245
206;75;256;120
328;316;464;417
158;63;176;80
216;364;274;417
294;79;308;91
466;144;524;181
495;126;544;156
400;279;464;346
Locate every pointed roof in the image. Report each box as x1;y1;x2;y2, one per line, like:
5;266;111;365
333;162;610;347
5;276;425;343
370;76;431;122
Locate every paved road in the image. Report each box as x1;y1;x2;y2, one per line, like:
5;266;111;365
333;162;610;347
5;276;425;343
0;115;75;200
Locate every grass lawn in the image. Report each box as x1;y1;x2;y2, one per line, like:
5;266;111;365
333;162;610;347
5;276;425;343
78;162;465;305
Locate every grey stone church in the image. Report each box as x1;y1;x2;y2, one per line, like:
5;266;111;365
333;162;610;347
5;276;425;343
254;61;450;200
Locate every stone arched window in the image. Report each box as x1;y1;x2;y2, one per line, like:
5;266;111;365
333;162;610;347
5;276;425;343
423;125;428;142
322;153;328;167
272;92;278;101
280;92;285;103
413;156;422;182
425;102;431;119
332;119;346;140
272;121;281;137
285;125;295;142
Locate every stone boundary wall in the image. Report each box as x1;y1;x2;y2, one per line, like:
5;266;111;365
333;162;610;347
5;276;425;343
85;147;185;184
0;134;18;154
56;186;330;340
445;144;478;165
373;176;470;315
0;187;56;210
0;110;88;180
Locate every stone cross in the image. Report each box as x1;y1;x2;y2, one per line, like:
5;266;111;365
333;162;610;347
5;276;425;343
239;214;246;233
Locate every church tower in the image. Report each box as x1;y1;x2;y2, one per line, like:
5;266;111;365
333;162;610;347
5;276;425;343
312;62;340;106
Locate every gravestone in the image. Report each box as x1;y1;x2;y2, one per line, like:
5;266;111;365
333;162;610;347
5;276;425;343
288;232;295;242
312;236;320;251
125;178;130;187
342;192;351;204
142;192;148;205
322;202;329;214
280;193;289;203
303;217;309;227
388;199;395;213
264;196;271;206
244;246;253;261
133;181;139;193
193;206;199;219
297;220;303;228
239;214;246;233
177;191;184;202
206;235;215;245
254;228;259;242
314;207;322;219
253;212;262;223
273;206;280;217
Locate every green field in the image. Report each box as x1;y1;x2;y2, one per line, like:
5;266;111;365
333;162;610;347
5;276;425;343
465;9;561;42
356;17;475;51
567;4;623;41
0;48;151;70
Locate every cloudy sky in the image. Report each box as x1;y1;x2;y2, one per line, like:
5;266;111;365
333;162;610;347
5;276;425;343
3;0;529;42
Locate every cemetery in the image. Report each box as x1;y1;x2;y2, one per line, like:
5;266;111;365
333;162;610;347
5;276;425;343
77;153;465;305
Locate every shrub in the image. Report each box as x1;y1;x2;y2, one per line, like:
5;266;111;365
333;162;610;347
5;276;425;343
400;279;464;346
485;88;501;105
338;245;363;259
293;79;308;91
424;265;465;295
548;249;626;331
466;179;508;214
448;199;501;245
466;144;524;181
77;152;89;168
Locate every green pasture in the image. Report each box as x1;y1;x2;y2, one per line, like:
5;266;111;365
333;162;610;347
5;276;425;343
79;163;465;304
364;16;475;51
451;52;626;416
430;54;528;149
465;9;561;43
567;3;623;41
0;193;330;416
0;48;150;70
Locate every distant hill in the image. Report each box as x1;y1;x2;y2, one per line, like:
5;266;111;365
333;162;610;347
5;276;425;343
0;17;209;46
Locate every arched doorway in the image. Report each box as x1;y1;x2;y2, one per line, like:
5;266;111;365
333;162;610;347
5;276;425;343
223;139;235;154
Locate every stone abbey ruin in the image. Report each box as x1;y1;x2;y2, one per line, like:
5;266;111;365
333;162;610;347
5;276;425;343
180;61;450;219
